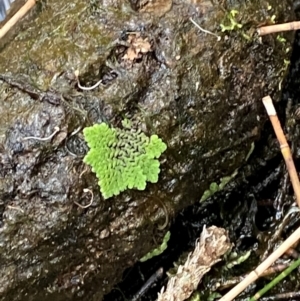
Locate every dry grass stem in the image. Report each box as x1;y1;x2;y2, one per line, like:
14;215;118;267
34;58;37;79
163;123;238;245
0;0;36;39
257;21;300;36
218;226;300;301
262;96;300;208
157;226;231;301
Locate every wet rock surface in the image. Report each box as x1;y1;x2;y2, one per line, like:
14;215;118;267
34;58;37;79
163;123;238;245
0;0;295;300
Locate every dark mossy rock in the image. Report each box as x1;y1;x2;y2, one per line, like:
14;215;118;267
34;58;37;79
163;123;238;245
0;0;295;300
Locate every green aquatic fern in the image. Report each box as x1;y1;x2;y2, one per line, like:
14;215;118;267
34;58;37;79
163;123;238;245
140;231;171;262
83;122;167;199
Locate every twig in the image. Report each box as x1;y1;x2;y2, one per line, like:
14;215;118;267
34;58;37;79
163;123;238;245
0;0;36;40
261;291;300;301
218;226;300;301
249;257;300;301
262;96;300;208
257;21;300;36
132;268;164;301
215;263;289;291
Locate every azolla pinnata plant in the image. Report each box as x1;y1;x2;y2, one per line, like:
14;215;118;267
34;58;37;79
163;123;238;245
83;121;167;199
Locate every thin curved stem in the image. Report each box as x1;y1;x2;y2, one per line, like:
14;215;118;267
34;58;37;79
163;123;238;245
74;70;103;91
74;188;94;209
23;126;60;141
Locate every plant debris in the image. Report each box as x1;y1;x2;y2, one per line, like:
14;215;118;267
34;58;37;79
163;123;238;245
122;33;152;62
157;226;232;301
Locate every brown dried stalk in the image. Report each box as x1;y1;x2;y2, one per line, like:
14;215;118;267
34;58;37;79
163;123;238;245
262;96;300;208
0;0;36;40
257;21;300;36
